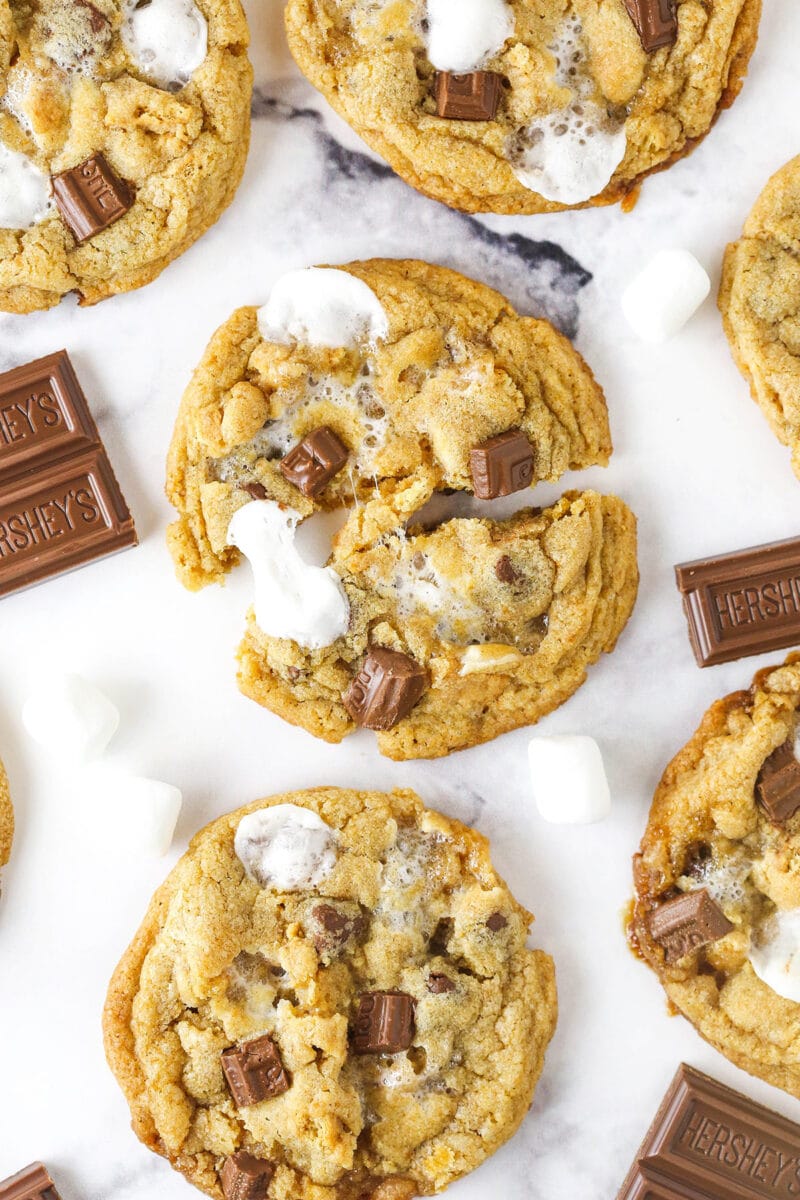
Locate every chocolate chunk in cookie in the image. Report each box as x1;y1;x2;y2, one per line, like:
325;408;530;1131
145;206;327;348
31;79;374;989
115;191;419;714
352;992;415;1054
220;1152;274;1200
221;1034;290;1106
343;648;428;731
427;972;456;994
279;426;348;497
241;481;268;501
305;901;368;961
52;155;133;243
434;72;502;121
470;430;534;499
648;889;733;963
486;912;508;932
756;738;800;824
622;0;678;53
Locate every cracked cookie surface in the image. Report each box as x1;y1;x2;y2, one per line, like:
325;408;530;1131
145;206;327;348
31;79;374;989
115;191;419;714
0;0;251;312
720;155;800;481
166;258;638;759
630;655;800;1098
284;0;760;215
103;786;558;1199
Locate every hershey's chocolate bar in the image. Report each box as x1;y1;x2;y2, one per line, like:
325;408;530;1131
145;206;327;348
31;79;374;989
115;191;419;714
0;1162;62;1200
675;536;800;667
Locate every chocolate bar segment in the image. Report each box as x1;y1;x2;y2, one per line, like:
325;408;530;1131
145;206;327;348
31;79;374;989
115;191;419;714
52;153;133;243
470;430;534;499
0;1163;62;1200
352;992;415;1054
616;1063;800;1200
434;71;502;120
756;739;800;823
648;889;733;963
220;1152;274;1200
0;351;98;482
342;647;428;730
675;536;800;667
623;0;678;53
279;426;348;497
221;1034;290;1107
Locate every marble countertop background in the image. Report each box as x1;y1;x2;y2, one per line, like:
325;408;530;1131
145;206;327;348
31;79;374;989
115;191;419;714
2;2;800;1196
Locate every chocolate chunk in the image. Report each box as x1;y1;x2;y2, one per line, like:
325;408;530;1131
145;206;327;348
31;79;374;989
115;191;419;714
352;992;415;1054
221;1034;290;1107
616;1063;800;1199
495;554;519;583
427;973;456;994
343;647;428;731
0;350;137;600
52;154;133;243
674;536;800;668
622;0;677;53
682;841;712;879
279;426;348;497
434;71;502;120
220;1152;274;1200
647;889;733;963
0;1163;62;1200
756;738;800;824
308;902;368;959
486;912;508;932
470;430;534;500
241;481;267;501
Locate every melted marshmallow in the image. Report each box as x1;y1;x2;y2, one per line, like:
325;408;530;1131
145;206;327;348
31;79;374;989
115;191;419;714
227;500;350;650
257;269;389;349
235;804;337;891
0;144;51;229
424;0;514;72
121;0;208;90
750;909;800;1004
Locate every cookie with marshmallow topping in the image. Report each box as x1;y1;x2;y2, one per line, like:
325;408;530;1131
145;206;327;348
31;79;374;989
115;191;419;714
103;786;557;1199
166;259;638;759
0;0;251;312
630;653;800;1100
284;0;760;215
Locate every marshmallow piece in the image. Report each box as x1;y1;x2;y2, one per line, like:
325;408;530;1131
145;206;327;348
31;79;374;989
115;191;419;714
749;909;800;1003
121;0;208;90
0;143;51;229
235;804;337;891
86;771;183;857
425;0;514;72
227;500;350;650
528;735;611;824
22;674;120;765
511;109;627;205
621;250;711;344
258;268;389;349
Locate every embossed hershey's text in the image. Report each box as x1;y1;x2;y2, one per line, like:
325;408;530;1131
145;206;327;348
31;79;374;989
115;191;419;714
710;574;800;633
0;388;64;450
0;479;104;558
678;1107;800;1194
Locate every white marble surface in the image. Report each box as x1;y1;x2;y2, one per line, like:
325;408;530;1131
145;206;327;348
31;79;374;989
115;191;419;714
2;3;800;1196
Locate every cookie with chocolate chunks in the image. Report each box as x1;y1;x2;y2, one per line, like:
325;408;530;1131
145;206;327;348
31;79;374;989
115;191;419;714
104;786;557;1198
630;653;800;1099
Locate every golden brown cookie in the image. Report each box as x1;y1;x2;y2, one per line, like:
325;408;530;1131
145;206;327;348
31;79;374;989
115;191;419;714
0;0;252;312
630;654;800;1098
284;0;760;215
0;755;12;878
104;786;558;1199
166;259;638;759
720;155;800;480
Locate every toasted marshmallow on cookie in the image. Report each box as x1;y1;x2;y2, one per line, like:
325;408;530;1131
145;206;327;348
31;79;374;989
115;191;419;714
235;804;338;891
257;268;389;349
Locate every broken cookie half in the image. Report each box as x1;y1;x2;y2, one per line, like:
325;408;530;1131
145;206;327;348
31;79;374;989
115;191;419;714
166;258;638;759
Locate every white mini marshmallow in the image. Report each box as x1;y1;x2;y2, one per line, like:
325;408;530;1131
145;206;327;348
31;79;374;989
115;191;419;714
425;0;514;72
235;804;337;891
22;674;120;765
0;143;51;229
511;111;627;206
227;500;350;650
121;0;208;90
258;268;389;349
528;735;611;824
749;909;800;1004
621;250;711;344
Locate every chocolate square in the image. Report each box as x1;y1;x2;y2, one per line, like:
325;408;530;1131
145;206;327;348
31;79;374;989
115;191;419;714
647;889;733;963
756;738;800;824
622;0;678;52
279;426;348;497
342;647;428;731
470;429;534;499
352;992;415;1054
434;71;502;121
52;154;133;243
220;1152;274;1200
0;1163;62;1200
221;1035;290;1107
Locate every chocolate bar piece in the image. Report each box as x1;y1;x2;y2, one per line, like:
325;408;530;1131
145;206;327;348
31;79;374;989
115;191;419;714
342;647;428;730
675;536;800;667
352;992;415;1054
0;1162;62;1200
648;890;733;963
220;1152;274;1200
221;1034;290;1107
616;1063;800;1199
52;153;133;243
470;430;534;499
279;426;348;497
434;71;502;120
0;351;137;600
756;739;800;823
623;0;678;52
